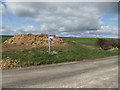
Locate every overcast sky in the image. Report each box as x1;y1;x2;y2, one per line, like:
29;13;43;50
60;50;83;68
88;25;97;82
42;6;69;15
1;1;118;38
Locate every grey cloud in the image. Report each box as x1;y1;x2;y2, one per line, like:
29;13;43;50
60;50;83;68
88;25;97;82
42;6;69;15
95;2;118;13
6;2;118;16
2;24;37;35
2;2;118;38
24;3;101;32
6;2;118;17
85;26;118;38
2;24;118;38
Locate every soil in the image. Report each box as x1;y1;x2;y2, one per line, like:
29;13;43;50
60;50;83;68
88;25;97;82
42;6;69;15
80;44;95;49
2;33;67;52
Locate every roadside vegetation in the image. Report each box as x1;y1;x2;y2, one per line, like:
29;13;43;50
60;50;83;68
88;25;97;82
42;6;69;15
97;38;120;50
1;36;119;70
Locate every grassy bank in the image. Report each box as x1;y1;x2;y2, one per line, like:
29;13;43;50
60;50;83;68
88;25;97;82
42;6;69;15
1;36;119;69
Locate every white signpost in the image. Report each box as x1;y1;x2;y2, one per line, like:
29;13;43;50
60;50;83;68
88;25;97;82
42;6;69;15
43;36;56;54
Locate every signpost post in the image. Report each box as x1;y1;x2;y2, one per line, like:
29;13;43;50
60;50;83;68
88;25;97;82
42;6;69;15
43;36;56;54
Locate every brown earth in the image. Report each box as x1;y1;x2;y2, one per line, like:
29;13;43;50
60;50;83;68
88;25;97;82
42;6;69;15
80;44;96;49
2;43;36;52
2;33;67;52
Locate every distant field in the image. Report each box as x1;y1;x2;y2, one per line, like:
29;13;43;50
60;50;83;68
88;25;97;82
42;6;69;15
0;35;13;43
1;35;119;69
61;37;98;47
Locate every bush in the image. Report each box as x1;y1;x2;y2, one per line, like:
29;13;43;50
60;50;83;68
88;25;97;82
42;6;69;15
97;39;119;50
111;39;118;48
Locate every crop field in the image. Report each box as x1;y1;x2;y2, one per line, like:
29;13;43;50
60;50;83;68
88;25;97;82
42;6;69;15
1;35;120;69
0;35;13;43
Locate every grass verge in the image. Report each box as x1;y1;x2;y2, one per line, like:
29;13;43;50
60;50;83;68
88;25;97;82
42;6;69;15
2;37;119;69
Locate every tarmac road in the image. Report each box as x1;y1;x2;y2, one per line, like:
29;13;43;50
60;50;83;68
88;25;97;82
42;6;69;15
2;56;118;88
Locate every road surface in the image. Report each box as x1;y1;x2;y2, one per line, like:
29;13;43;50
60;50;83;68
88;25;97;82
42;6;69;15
2;56;118;88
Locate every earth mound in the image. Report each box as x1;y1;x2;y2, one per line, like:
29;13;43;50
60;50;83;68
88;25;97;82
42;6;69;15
4;33;66;46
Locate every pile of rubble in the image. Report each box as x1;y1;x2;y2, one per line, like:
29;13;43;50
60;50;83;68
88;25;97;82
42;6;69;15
4;33;66;46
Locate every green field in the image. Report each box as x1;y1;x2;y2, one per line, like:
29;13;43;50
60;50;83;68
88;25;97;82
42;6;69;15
0;35;13;43
1;36;119;69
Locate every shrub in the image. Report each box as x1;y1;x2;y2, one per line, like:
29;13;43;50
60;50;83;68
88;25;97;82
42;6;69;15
97;39;119;50
111;39;118;48
117;39;120;49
